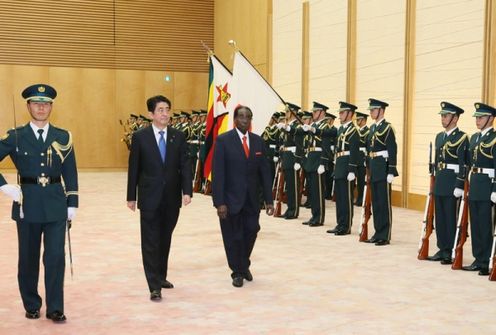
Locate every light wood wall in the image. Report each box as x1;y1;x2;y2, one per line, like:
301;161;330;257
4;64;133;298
0;65;208;169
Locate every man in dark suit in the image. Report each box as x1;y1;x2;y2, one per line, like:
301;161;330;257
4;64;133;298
127;95;192;301
0;84;78;322
212;105;274;288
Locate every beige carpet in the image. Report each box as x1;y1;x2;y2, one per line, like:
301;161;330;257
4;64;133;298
0;172;494;335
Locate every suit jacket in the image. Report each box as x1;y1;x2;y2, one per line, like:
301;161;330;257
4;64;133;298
0;123;78;222
212;129;273;215
127;125;192;211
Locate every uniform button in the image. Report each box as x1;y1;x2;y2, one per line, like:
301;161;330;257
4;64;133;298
24;152;28;155
41;153;45;156
41;163;45;166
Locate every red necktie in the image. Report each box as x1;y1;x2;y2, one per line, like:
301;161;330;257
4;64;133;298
242;135;250;158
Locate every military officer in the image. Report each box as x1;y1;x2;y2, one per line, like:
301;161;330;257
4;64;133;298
0;84;78;322
262;112;282;184
326;102;359;235
364;98;398;246
462;103;496;275
277;103;301;219
355;112;369;205
426;102;468;264
324;112;338;199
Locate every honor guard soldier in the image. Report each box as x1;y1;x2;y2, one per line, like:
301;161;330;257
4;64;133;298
355;112;369;205
327;102;359;235
324;112;338;199
277;102;301;219
0;84;78;322
198;110;208;192
427;102;468;264
301;102;333;226
262;112;282;183
190;111;202;182
365;98;398;246
462;103;496;275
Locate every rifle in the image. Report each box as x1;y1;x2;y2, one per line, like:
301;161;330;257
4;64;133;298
417;142;435;260
273;163;285;217
67;220;74;280
451;180;469;270
358;167;372;242
272;161;281;199
192;157;202;192
298;168;305;205
489;230;496;281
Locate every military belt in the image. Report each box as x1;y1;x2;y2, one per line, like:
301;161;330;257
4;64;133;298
438;163;459;173
269;144;277;149
283;146;296;153
188;140;200;144
308;147;322;152
20;176;61;187
369;150;389;159
359;147;367;153
471;167;495;178
335;151;350;158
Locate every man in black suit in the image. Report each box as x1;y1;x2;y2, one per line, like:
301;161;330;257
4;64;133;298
212;105;274;288
127;95;192;301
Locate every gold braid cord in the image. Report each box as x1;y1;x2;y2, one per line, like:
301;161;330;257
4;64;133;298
51;131;73;163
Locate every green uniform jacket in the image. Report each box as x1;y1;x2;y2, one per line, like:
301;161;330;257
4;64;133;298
357;125;369;167
262;125;280;160
0;124;78;222
303;120;333;172
281;120;299;169
433;128;468;196
334;122;360;180
468;129;496;201
366;119;398;183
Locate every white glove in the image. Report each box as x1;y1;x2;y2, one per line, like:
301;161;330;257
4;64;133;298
310;126;316;134
276;122;285;129
0;184;21;202
347;172;356;181
20;207;24;219
317;165;325;175
273;156;279;163
302;124;310;132
285;125;291;132
453;188;463;198
387;174;394;183
293;163;301;171
491;193;496;204
67;207;77;221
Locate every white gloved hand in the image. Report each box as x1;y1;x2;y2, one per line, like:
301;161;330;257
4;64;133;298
302;124;310;132
273;156;279;163
317;165;325;175
285;125;291;132
310;126;316;134
0;184;21;202
387;174;394;184
347;172;356;182
453;188;463;198
20;207;24;219
293;163;301;171
276;122;285;129
491;192;496;204
67;207;77;221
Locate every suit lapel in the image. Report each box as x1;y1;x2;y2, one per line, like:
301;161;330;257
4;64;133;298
165;126;176;165
145;126;163;164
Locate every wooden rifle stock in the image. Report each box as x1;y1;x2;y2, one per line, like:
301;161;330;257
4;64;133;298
192;157;202;193
272;161;280;199
451;180;469;270
417;173;435;260
358;168;372;242
488;230;496;281
274;164;285;217
298;169;305;205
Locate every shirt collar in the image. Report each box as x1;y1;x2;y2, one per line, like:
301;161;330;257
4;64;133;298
374;118;385;127
341;121;352;129
152;124;167;135
480;127;492;137
30;122;49;136
235;127;249;140
445;127;457;137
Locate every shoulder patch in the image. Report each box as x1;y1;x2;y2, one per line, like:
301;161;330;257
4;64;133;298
0;132;9;141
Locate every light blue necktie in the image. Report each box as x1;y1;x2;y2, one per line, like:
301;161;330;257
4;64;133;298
158;130;166;162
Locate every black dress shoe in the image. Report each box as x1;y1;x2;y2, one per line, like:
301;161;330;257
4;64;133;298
150;290;162;301
25;309;40;319
440;258;453;265
302;221;314;225
285;215;298;220
335;230;350;236
308;222;323;227
462;263;481;271
46;311;67;322
426;253;443;261
244;270;253;281
232;276;244;287
364;237;378;243
478;267;490;276
375;240;390;246
161;280;174;289
326;227;339;234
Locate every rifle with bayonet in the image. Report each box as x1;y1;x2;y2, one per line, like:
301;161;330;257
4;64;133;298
358;167;371;242
418;142;435;259
451;179;469;270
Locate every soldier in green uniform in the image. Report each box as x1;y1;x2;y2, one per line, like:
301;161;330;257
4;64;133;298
299;102;332;226
462;103;496;275
189;111;202;183
262;112;282;184
299;111;313;209
427;102;468;264
277;103;301;219
198;110;208;191
355;112;369;206
324;112;338;199
365;98;398;246
0;84;78;322
327;102;359;235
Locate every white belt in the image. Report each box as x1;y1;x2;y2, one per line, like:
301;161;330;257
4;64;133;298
308;147;322;152
336;151;350;158
359;147;367;153
369;150;389;159
439;163;459;173
283;146;296;153
188;140;200;144
269;144;277;149
472;167;495;178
